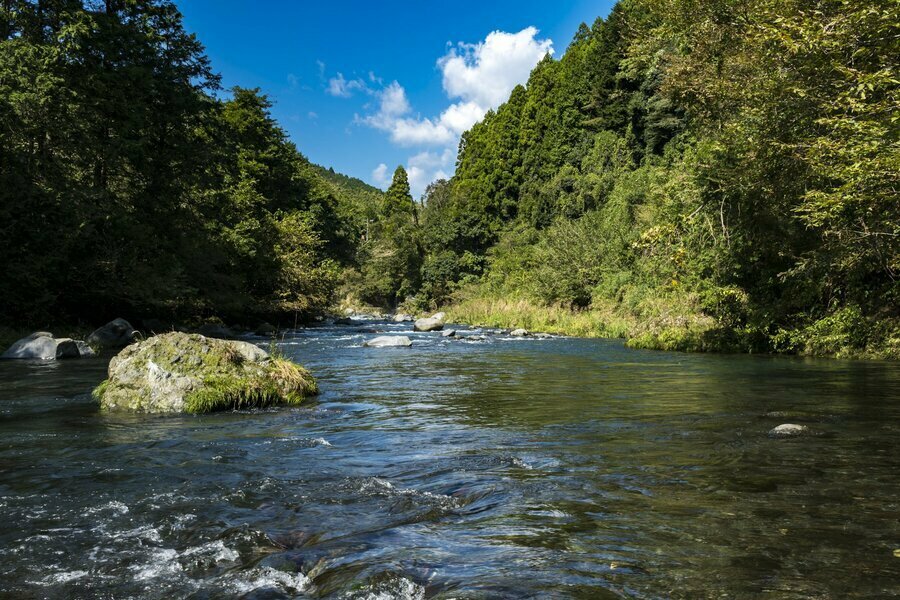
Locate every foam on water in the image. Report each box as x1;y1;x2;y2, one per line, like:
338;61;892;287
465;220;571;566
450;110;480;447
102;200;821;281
229;566;310;594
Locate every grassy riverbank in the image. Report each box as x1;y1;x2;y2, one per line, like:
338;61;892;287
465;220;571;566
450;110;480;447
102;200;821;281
442;293;900;360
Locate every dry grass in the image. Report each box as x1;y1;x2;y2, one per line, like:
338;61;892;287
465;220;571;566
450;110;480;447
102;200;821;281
444;297;634;338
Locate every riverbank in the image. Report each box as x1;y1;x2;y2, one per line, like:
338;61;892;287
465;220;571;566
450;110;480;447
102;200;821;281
441;295;900;360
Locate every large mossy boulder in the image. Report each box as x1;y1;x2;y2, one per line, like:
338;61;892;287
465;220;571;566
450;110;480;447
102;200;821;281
94;332;317;414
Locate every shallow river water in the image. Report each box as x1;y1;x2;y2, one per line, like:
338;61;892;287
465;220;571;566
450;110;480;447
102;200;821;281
1;319;898;599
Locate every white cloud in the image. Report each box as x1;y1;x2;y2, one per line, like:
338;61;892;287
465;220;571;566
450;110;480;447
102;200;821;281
440;27;553;108
351;27;551;194
327;72;368;98
372;163;390;188
405;149;455;197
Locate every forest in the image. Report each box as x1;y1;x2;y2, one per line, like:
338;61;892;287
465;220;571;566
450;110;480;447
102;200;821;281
2;0;898;358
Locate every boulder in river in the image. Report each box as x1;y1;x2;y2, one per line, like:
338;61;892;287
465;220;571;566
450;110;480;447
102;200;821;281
510;328;530;337
196;322;235;339
393;313;414;323
255;322;277;336
430;312;446;321
364;336;412;348
75;340;96;358
1;332;80;360
442;329;456;337
87;318;137;349
414;317;444;332
94;332;317;414
769;423;809;437
333;317;353;326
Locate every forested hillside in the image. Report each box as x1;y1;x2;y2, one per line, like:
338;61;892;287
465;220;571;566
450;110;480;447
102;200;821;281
411;0;899;358
0;0;379;326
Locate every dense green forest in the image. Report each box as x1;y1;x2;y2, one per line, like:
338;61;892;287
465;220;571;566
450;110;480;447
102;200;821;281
2;0;898;358
0;0;383;327
409;0;898;358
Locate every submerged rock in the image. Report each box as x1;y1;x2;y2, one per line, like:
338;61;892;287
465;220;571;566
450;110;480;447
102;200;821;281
87;318;137;349
94;332;317;414
510;328;530;337
364;336;412;348
414;317;444;332
1;332;80;360
769;423;809;437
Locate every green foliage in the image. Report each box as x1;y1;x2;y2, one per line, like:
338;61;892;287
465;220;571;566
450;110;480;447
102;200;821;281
417;0;899;358
351;166;423;307
0;2;368;326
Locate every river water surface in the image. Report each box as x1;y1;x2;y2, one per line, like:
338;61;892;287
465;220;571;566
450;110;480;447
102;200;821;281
1;319;898;599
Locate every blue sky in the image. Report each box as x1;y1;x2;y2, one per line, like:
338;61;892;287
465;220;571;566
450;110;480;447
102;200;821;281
177;0;616;196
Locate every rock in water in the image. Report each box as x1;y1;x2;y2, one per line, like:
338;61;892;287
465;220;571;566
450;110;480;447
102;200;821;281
1;332;80;360
769;423;809;437
393;313;414;323
75;340;96;358
94;332;317;414
87;318;136;349
431;312;446;321
333;317;353;325
196;323;235;339
510;328;530;337
255;322;277;336
414;317;444;332
442;329;456;337
364;336;413;348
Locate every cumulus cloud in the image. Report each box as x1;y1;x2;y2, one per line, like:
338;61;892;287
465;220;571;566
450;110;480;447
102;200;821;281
327;72;368;97
406;149;454;196
440;27;553;108
352;27;552;194
372;163;390;187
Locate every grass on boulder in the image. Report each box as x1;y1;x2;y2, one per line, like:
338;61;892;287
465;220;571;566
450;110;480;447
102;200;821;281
184;359;317;414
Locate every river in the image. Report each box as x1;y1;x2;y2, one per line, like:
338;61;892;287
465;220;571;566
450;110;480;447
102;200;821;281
1;318;898;598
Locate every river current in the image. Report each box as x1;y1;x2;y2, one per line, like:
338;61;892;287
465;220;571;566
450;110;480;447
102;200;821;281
1;318;898;598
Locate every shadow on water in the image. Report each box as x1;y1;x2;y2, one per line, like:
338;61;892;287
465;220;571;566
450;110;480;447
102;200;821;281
0;320;898;598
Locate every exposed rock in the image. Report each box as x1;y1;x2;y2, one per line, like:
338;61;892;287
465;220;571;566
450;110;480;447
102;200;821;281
510;329;530;337
769;423;809;437
196;323;235;339
1;332;80;360
442;329;456;337
255;322;277;336
343;308;356;316
95;332;317;414
431;312;446;321
393;313;414;323
75;340;96;358
87;318;137;349
333;317;353;326
414;317;444;332
364;336;413;348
